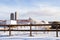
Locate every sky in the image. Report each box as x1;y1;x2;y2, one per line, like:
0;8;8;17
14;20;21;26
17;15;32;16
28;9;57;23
0;0;60;21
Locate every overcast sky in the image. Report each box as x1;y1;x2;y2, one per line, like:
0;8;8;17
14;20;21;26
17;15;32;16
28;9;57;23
0;0;60;21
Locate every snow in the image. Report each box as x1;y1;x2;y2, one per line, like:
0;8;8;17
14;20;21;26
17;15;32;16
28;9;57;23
0;32;60;40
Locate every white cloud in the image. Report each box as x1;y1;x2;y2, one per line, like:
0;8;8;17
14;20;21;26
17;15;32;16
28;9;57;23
24;4;60;17
20;3;60;21
0;2;60;21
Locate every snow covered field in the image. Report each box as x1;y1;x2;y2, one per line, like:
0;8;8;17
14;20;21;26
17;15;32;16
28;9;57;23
0;31;60;40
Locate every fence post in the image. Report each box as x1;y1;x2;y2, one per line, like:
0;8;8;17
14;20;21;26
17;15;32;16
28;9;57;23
30;24;32;36
4;26;6;32
56;24;58;37
9;25;11;36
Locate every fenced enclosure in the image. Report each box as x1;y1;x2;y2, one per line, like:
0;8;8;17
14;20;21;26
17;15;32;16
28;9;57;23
0;24;60;37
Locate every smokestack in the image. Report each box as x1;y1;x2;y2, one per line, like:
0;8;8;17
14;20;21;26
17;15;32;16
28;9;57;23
10;13;14;20
15;12;17;20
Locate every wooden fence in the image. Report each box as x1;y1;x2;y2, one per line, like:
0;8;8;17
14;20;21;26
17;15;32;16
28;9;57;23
0;24;60;37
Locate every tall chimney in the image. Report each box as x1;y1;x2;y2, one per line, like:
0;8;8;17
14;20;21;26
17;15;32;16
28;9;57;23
10;13;14;20
15;12;17;20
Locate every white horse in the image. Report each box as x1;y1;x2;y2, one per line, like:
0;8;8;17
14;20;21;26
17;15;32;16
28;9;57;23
29;18;51;34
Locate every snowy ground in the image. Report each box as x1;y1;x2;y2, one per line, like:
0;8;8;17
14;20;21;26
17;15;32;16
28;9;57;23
0;26;60;40
0;31;60;40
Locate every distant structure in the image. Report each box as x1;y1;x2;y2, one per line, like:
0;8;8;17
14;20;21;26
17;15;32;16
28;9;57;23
10;11;17;20
10;13;14;20
9;12;17;25
15;12;17;20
